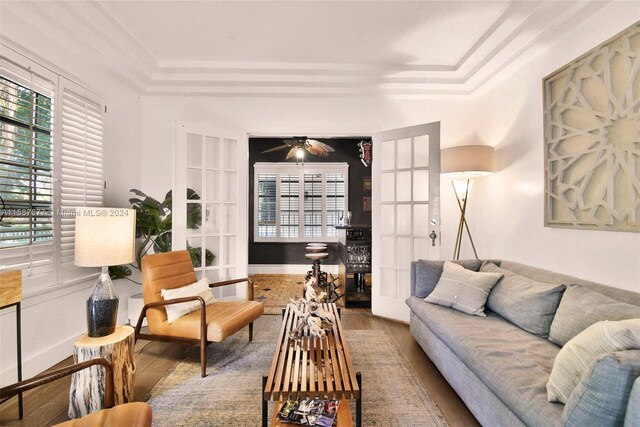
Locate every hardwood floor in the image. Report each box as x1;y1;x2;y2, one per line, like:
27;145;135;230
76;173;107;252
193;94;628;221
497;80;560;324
0;313;479;427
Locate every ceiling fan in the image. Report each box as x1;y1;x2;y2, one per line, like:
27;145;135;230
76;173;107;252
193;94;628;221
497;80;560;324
261;137;335;160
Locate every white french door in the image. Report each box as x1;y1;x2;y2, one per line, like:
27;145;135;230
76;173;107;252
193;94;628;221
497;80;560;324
173;122;248;300
372;122;441;322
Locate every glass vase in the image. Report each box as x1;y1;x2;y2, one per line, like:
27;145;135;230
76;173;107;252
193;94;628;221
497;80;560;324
86;267;119;337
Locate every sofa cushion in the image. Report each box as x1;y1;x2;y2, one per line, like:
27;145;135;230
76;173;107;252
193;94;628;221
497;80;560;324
547;319;640;403
407;296;564;426
481;261;566;337
411;259;487;298
562;350;640;427
624;377;640;427
425;261;503;316
549;285;640;346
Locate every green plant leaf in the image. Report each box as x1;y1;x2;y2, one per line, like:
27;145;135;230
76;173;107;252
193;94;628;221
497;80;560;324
109;265;132;280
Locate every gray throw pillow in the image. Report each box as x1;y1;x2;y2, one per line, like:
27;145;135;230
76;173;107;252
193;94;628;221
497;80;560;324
412;259;488;298
563;350;640;427
481;261;566;337
549;285;640;346
425;261;503;316
624;377;640;427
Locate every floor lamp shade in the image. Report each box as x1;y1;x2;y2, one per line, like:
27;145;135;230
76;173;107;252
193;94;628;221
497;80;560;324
75;208;136;337
440;145;495;260
441;145;495;178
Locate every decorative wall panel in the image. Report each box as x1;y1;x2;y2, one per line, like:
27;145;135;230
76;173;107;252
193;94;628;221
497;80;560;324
544;22;639;232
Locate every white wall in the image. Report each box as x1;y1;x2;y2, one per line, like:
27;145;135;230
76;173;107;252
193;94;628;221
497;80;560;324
462;2;640;292
0;6;142;383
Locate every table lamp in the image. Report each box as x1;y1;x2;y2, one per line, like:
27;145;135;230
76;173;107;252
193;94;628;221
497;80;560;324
441;145;495;260
75;208;136;337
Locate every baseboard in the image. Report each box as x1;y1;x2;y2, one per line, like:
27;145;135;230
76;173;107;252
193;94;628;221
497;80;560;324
249;264;339;275
0;331;78;384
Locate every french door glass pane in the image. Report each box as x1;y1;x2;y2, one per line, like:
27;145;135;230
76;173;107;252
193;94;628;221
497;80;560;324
222;171;237;202
380;140;395;171
396;171;411;202
187;134;202;167
414;135;430;167
187;169;202;196
205;136;220;169
381;268;396;298
222;204;237;234
396;138;412;169
396;205;411;235
204;204;220;234
381;172;395;202
413;170;429;201
381;205;395;235
222;138;237;169
205;170;220;202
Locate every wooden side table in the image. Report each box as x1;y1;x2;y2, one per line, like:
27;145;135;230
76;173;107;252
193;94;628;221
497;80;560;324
68;325;136;419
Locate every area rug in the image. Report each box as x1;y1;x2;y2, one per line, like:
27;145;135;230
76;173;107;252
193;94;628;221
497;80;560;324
146;317;448;426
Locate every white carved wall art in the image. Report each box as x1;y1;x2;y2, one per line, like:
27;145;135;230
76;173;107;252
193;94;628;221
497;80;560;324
544;22;640;232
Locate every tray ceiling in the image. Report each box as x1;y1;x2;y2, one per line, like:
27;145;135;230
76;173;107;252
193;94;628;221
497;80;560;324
0;0;612;97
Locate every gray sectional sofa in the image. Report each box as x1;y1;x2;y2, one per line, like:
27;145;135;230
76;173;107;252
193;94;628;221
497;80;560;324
406;259;640;427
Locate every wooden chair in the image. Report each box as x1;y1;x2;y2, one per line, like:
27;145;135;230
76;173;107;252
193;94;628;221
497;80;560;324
0;358;152;427
135;250;264;377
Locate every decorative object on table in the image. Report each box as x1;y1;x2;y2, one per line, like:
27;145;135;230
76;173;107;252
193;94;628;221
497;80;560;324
543;22;640;232
337;225;372;308
288;278;335;340
0;270;23;419
358;140;372;167
441;144;495;259
75;207;136;337
260;137;335;161
69;326;136;419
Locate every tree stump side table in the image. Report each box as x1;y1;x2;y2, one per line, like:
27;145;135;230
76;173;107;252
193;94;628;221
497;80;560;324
68;325;136;419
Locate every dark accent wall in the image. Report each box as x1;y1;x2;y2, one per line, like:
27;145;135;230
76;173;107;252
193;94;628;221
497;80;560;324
249;137;372;265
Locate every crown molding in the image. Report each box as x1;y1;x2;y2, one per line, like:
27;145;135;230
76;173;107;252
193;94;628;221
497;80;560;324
3;0;610;98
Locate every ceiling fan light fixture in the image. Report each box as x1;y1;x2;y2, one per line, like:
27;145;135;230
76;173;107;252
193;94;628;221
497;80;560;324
296;147;305;165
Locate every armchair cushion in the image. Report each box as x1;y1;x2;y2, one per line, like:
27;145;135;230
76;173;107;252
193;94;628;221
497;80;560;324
55;402;152;427
161;278;216;323
155;300;264;342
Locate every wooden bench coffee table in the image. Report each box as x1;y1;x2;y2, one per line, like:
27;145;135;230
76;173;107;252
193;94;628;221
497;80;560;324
262;303;361;427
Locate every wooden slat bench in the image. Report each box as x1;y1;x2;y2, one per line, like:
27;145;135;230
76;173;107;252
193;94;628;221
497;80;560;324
262;303;362;427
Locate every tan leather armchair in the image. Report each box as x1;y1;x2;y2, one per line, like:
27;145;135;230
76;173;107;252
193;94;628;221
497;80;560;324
135;250;264;377
0;358;152;427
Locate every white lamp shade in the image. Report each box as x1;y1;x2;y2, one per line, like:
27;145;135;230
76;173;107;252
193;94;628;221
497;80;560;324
441;145;496;178
74;208;136;267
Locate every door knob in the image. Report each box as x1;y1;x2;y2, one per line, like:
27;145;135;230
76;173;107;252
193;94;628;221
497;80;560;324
429;230;437;246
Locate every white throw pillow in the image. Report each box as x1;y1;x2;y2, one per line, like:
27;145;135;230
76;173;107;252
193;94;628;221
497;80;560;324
546;318;640;403
161;278;216;324
425;261;503;316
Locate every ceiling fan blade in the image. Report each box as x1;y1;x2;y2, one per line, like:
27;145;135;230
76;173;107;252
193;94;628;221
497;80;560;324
285;146;298;159
307;139;335;152
306;144;328;157
261;144;289;154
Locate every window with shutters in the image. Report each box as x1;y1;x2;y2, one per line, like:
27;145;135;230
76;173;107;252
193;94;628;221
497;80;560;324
0;52;104;288
254;163;348;242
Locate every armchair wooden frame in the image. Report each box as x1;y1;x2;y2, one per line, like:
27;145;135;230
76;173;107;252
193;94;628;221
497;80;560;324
134;278;255;378
0;358;115;409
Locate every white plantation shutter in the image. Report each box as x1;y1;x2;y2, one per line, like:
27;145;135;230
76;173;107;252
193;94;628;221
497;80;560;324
0;51;57;279
58;77;104;274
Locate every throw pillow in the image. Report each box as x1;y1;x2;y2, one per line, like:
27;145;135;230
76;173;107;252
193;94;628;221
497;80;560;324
424;261;503;316
562;350;640;427
546;318;640;404
412;259;486;298
624;377;640;427
161;278;216;324
549;285;640;346
481;261;566;337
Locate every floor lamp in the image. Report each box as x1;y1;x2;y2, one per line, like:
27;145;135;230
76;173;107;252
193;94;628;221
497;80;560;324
441;145;495;260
